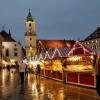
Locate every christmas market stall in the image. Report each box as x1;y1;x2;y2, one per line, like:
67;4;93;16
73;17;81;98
66;41;95;87
43;49;53;78
51;48;69;81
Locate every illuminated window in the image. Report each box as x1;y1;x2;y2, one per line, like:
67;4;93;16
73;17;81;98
87;42;89;44
95;45;98;49
91;46;93;49
95;40;98;43
92;40;94;43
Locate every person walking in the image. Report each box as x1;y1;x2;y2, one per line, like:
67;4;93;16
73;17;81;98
35;64;41;79
62;60;67;83
19;61;26;84
25;64;29;76
95;53;100;96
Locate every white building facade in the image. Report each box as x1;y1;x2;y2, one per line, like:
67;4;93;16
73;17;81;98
2;42;22;62
0;29;23;67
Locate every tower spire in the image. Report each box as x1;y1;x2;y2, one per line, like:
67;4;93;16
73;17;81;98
26;9;34;22
29;8;30;13
9;29;11;37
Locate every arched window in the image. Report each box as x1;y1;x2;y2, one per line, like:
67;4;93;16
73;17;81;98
6;49;9;57
29;23;31;27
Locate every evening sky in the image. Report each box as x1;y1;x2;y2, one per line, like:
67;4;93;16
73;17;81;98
0;0;100;47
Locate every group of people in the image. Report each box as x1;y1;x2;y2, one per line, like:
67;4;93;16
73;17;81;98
18;61;41;84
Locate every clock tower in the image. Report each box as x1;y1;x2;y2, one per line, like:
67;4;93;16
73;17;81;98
25;9;37;58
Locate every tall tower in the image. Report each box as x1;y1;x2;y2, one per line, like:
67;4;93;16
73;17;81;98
25;9;37;58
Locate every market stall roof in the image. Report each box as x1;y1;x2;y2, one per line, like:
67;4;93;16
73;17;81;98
34;55;39;61
38;53;45;60
52;47;70;59
44;48;54;60
68;41;94;56
37;40;75;48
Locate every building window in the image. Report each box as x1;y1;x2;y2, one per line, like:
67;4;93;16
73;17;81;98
14;48;18;56
30;38;32;41
14;52;18;56
29;23;31;27
95;40;98;43
30;44;32;47
14;44;17;46
95;45;98;49
92;40;94;43
14;48;17;51
6;49;9;57
91;46;94;49
87;42;89;44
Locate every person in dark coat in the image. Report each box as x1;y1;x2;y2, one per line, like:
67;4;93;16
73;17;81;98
35;64;41;79
62;60;67;83
93;53;97;67
95;54;100;96
25;64;29;76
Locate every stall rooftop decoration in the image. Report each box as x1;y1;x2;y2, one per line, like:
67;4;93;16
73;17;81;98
38;48;54;60
34;55;39;61
44;51;52;60
68;41;94;56
44;49;54;60
38;53;45;61
52;48;69;59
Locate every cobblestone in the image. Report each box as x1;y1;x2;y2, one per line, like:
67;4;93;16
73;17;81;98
0;69;100;100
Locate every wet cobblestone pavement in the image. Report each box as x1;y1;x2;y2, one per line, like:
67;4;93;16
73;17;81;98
0;69;100;100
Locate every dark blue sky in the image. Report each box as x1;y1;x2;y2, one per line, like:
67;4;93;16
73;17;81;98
0;0;100;47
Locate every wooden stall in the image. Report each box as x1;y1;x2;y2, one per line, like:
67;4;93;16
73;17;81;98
43;50;53;78
65;41;95;88
51;48;69;81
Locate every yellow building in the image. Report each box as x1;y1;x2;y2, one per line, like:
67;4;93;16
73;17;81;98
25;9;37;59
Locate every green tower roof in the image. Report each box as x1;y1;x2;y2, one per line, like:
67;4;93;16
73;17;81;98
26;9;34;22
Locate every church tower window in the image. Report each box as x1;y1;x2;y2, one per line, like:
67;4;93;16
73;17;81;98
30;38;32;41
29;23;31;27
